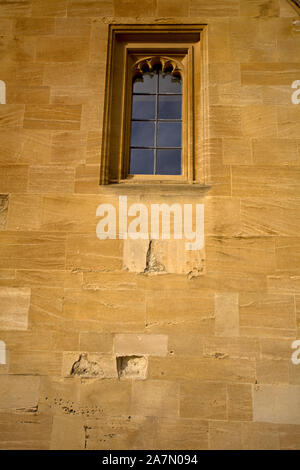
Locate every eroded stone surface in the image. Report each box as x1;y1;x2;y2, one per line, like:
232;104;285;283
117;356;148;380
0;287;30;331
64;352;117;379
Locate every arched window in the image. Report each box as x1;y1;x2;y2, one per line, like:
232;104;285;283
99;26;205;185
129;57;183;176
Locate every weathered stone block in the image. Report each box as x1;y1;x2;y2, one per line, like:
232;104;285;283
84;415;155;450
190;0;239;16
228;384;253;421
256;359;289;384
113;0;155;16
62;352;117;379
242;422;280;450
32;0;67;16
7;194;42;231
50;415;84;450
36;37;89;63
9;350;63;375
203;336;259;360
215;292;239;337
114;334;168;357
154;418;208;450
253;384;300;424
131;380;179;417
0;375;40;410
79;332;113;353
28;166;75;193
0;287;30;330
148;356;256;383
0;233;66;270
180;381;227;420
209;421;243;450
79;380;131;417
0;105;24;127
117;355;148;380
240;292;296;331
14;18;55;36
68;0;113;16
24;105;82;130
0;411;51;450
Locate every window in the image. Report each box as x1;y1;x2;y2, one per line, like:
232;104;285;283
100;25;207;185
129;57;183;176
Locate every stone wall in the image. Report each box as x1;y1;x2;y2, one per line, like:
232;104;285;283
0;0;300;450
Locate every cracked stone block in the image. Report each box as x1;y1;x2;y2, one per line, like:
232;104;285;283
62;352;117;379
116;356;148;380
123;239;205;275
0;195;9;230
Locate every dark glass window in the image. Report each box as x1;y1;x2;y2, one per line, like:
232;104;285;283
129;64;182;175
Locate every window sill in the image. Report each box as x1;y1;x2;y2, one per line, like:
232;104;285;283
101;181;211;195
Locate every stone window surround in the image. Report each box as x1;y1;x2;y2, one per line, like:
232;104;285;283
100;24;209;187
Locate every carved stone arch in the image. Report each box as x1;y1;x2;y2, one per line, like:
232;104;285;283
132;56;183;80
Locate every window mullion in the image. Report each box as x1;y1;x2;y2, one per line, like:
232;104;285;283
154;70;159;175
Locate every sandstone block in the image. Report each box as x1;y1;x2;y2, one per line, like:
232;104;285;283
180;381;227;420
79;332;113;353
0;233;66;270
114;334;168;357
113;0;155;16
67;0;113;16
215;292;239;337
209;421;243;450
50;415;84;450
240;292;296;330
0;287;30;330
0;105;24;128
228;384;253;421
36;37;89;63
253;384;300;424
154;418;208;450
131;380;179;417
242;422;280;450
0;375;40;410
28;166;75;193
32;0;67;16
9;350;63;375
62;352;117;379
0;165;28;193
190;0;239;16
24;105;82;130
7;194;42;231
